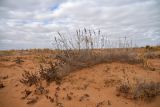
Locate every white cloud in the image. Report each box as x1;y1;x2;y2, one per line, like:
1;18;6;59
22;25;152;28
0;0;160;49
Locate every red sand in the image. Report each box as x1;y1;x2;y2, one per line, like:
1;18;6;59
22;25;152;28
0;55;160;107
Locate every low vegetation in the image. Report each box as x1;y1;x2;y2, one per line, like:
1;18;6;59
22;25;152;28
19;29;160;104
0;50;14;56
13;57;24;64
20;70;40;86
117;80;160;101
116;70;160;102
38;62;62;84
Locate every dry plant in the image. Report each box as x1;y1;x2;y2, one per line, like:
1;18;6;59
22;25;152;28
20;70;40;86
20;28;158;87
37;55;46;63
52;28;143;77
13;57;24;64
19;29;160;105
38;62;62;84
144;50;160;59
116;70;160;101
20;61;62;86
117;80;160;101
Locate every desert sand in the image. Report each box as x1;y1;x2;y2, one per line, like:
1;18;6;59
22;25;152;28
0;50;160;107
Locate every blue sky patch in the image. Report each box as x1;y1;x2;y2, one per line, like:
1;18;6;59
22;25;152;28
50;4;59;11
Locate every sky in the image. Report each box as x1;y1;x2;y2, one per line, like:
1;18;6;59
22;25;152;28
0;0;160;50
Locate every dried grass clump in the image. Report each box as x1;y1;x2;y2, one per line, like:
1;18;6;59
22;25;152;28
38;62;61;84
117;70;160;102
144;51;160;59
20;61;63;86
55;49;142;76
20;70;40;86
102;49;142;64
116;81;160;101
36;55;46;63
13;57;24;64
56;50;95;69
133;81;160;100
145;45;160;51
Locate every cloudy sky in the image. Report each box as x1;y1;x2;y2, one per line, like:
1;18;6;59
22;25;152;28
0;0;160;50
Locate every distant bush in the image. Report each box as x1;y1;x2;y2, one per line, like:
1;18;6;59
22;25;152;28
145;45;160;51
145;45;151;50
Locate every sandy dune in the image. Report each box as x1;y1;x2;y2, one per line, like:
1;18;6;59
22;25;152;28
0;54;160;107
